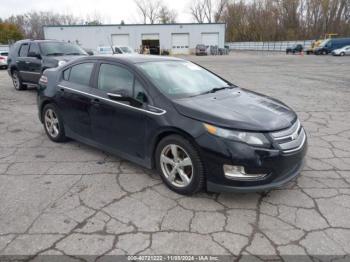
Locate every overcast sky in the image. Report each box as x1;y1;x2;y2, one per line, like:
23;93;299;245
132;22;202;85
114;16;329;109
0;0;193;23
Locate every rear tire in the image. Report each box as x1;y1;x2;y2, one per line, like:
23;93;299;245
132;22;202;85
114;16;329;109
155;135;205;195
12;70;26;91
42;104;67;143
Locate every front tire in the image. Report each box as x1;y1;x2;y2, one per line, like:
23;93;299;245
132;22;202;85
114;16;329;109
155;135;205;195
12;70;26;90
340;52;345;56
42;104;67;143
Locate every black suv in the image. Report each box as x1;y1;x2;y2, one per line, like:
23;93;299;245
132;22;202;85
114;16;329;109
286;44;303;54
7;40;87;90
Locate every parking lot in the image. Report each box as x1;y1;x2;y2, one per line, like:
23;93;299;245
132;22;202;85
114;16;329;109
0;52;350;260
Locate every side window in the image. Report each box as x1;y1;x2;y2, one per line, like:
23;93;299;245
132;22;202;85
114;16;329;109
68;63;94;86
28;43;40;55
98;64;134;93
63;68;71;81
19;44;29;57
134;79;148;103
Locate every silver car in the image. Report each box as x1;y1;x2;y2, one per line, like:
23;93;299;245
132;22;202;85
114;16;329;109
332;45;350;56
0;51;8;69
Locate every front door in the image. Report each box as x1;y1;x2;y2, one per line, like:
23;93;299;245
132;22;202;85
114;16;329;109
56;62;95;139
26;43;42;83
90;62;148;160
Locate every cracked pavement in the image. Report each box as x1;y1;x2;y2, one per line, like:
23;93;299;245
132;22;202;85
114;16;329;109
0;52;350;261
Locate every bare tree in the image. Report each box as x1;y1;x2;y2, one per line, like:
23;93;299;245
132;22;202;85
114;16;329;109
190;0;228;23
204;0;213;23
6;11;81;39
214;0;228;22
222;0;350;42
158;6;177;24
190;0;206;23
134;0;163;24
134;0;148;24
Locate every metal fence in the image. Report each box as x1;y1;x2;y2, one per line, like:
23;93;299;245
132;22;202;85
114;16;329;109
226;40;314;52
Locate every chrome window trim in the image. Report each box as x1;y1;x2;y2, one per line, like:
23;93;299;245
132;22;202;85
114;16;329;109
58;84;166;116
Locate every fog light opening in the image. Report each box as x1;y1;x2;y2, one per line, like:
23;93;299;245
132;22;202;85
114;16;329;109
223;165;267;180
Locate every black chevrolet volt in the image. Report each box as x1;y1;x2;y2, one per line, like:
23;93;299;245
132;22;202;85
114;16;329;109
37;55;307;195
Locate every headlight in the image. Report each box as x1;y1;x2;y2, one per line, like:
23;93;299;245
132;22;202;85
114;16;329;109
204;123;270;147
58;60;66;67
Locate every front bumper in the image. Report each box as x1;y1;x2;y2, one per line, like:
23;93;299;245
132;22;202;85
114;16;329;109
195;132;307;193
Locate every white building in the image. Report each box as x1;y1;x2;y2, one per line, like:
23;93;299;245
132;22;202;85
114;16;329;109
43;23;226;55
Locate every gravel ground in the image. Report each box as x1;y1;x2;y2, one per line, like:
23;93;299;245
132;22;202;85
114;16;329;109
0;52;350;261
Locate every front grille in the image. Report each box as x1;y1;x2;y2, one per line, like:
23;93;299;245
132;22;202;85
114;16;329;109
271;119;306;154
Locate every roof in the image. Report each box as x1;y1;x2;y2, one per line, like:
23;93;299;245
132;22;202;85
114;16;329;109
92;54;183;64
43;23;226;28
13;39;65;44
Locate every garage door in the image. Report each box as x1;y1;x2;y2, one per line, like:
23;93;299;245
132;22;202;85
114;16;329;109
142;34;159;40
201;33;219;46
172;34;190;55
111;34;130;46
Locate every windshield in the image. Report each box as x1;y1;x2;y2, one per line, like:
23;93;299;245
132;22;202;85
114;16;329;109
137;61;232;98
120;47;134;53
39;42;87;56
319;39;330;47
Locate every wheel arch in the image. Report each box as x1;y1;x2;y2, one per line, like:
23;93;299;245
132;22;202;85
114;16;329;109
39;99;58;123
9;66;18;75
150;127;200;169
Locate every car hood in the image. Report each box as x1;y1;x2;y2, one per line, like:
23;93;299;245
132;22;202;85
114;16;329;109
172;88;297;132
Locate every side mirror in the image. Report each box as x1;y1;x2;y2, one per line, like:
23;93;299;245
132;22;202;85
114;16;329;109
28;52;41;59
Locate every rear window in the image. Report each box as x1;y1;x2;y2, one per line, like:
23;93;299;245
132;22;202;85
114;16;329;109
65;63;94;86
0;52;8;56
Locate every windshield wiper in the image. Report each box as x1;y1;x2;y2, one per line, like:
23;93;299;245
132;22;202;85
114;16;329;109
198;86;232;96
65;52;83;55
46;53;64;56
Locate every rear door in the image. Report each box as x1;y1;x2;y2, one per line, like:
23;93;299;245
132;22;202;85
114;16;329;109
16;43;30;81
26;43;42;83
56;62;95;140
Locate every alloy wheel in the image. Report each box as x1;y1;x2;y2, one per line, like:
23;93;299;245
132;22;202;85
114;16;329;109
44;109;60;138
160;144;193;188
12;73;20;90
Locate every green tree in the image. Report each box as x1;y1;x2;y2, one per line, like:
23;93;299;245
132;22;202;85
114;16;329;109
0;22;23;44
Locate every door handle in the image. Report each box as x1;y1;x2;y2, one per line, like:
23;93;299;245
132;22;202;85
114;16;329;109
91;98;101;106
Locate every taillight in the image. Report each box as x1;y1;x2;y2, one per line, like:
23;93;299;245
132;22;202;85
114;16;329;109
0;56;5;60
39;75;48;85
